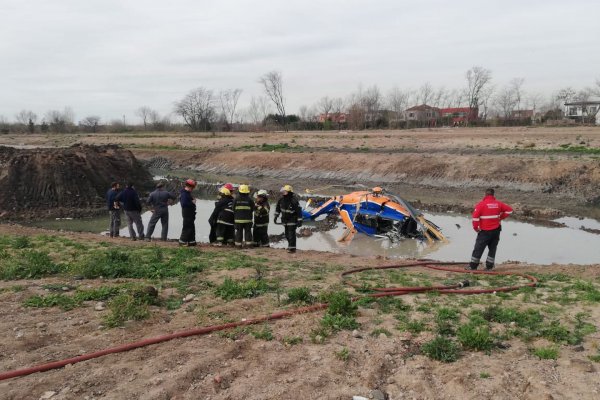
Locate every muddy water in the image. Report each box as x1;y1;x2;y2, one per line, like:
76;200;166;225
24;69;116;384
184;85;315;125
28;200;600;265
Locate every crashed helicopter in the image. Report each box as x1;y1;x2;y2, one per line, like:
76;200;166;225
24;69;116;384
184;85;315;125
301;187;446;243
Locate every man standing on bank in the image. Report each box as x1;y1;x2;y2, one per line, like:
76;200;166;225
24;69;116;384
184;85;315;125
106;182;121;238
179;179;197;246
233;184;255;247
468;188;513;270
115;182;144;241
274;184;303;253
145;182;176;241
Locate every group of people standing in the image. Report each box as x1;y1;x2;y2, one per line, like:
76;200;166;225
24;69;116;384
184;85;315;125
106;180;303;253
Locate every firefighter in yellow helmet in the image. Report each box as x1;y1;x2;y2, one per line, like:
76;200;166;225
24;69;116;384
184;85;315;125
233;184;255;247
275;184;302;253
210;186;235;246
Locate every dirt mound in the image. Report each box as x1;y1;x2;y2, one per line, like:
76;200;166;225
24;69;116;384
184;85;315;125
0;145;153;219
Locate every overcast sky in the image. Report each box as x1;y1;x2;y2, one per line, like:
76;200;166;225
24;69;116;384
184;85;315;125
1;0;599;123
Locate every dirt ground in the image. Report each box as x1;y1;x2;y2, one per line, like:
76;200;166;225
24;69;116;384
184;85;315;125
1;224;600;400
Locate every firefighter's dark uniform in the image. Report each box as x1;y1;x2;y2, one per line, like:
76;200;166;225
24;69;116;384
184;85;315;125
233;193;255;246
253;198;270;247
212;195;234;245
275;193;303;252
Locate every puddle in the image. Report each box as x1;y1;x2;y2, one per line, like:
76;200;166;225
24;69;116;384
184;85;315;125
27;200;600;265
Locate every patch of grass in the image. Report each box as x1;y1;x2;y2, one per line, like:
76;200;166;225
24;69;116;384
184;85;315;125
321;314;359;332
13;236;31;249
215;277;272;300
531;346;559;360
24;294;79;311
286;287;315;305
0;250;62;280
421;336;460;362
283;336;303;346
335;347;350;361
321;290;357;317
589;354;600;363
540;321;570;343
371;328;392;337
457;323;495;351
165;296;183;310
103;293;151;328
398;319;427;334
480;372;491;379
251;325;274;341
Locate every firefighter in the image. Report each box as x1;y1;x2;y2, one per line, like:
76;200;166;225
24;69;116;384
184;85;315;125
468;188;513;270
233;184;255;247
211;187;235;246
209;183;234;243
178;179;197;246
275;184;303;253
252;190;270;247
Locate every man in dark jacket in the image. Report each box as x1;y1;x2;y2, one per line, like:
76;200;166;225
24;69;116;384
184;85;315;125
275;184;302;253
468;188;513;270
115;182;144;241
106;182;121;238
145;182;176;241
179;179;197;246
210;187;234;246
252;190;270;247
233;184;255;247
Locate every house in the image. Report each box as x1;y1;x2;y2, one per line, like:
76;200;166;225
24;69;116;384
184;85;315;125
404;104;440;122
510;109;534;121
564;99;600;125
440;107;478;124
318;112;347;123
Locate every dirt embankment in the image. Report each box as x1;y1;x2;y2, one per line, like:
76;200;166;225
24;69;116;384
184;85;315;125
137;149;600;219
0;145;154;220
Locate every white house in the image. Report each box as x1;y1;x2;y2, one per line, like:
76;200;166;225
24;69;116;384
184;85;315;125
564;98;600;125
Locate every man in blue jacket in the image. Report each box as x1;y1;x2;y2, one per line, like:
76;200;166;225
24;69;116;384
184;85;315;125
145;182;176;241
106;182;121;238
115;182;144;241
179;179;197;246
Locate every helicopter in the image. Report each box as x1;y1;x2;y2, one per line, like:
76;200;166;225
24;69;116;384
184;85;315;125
301;187;447;244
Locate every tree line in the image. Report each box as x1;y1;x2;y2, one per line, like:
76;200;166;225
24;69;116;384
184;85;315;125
2;68;599;134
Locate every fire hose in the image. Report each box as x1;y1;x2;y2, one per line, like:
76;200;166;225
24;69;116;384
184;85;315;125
0;261;537;381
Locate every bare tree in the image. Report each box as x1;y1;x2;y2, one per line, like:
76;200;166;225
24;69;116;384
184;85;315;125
246;96;271;129
45;107;74;133
219;89;243;129
15;110;37;125
509;78;525;111
386;87;410;126
494;86;518;118
298;105;311;122
174;87;216;131
135;106;155;130
317;96;334;119
79;116;101;133
416;82;434;105
527;92;544;123
259;71;287;130
465;66;492;122
479;85;495;120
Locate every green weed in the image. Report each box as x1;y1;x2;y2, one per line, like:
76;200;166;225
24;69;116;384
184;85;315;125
215;277;272;300
251;325;274;341
457;323;494;351
335;347;351;361
286;287;315;305
531;346;559;360
421;336;460;362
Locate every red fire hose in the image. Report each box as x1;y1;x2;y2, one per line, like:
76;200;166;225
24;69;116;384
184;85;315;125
0;261;537;381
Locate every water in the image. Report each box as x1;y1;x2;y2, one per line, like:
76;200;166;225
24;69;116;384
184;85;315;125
27;200;600;265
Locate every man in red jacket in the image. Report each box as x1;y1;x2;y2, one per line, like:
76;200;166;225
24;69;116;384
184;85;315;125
468;188;513;270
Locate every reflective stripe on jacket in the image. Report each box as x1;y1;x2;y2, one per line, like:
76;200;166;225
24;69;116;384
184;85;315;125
276;194;302;224
254;202;270;227
233;194;255;224
472;195;513;231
